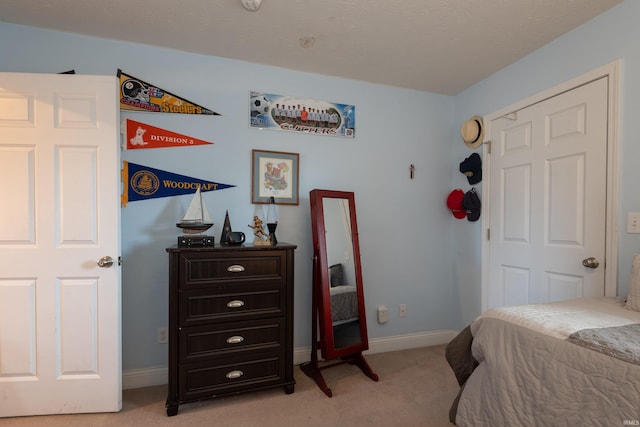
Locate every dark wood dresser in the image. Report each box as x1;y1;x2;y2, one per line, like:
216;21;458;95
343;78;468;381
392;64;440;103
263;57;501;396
165;243;296;416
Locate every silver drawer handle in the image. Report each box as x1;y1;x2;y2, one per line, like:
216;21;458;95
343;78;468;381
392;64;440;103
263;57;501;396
227;300;245;308
226;335;245;344
227;264;245;273
226;370;244;379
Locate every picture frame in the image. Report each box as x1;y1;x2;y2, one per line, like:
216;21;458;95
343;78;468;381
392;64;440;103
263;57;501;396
249;91;356;138
251;149;299;205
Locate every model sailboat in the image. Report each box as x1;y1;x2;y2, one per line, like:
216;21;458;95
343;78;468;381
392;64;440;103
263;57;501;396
176;187;213;234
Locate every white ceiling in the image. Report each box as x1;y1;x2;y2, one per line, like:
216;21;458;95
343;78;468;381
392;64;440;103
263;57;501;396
0;0;622;95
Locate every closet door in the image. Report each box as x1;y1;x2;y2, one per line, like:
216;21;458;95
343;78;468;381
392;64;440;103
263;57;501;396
488;77;608;308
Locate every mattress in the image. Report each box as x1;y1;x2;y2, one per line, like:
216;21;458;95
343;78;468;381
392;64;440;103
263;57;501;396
449;297;640;426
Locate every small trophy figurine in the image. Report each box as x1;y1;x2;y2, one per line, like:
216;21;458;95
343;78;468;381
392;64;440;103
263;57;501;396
249;206;270;246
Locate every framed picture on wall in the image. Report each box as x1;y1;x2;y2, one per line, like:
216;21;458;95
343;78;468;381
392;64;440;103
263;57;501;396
249;91;355;138
251;149;299;205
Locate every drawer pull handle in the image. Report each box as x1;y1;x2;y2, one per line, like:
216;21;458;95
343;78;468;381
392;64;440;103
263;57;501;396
226;370;244;379
226;335;245;344
227;300;245;308
227;265;245;273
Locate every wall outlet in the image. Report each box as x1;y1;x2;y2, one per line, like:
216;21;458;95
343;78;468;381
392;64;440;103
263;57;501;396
158;327;168;344
399;304;407;317
377;305;389;323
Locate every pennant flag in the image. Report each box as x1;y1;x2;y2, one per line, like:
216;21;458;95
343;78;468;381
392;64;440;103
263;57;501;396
117;69;220;115
121;161;235;206
124;119;214;150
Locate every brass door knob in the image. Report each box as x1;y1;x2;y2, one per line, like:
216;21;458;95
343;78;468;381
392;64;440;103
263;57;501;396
582;257;600;268
97;256;114;268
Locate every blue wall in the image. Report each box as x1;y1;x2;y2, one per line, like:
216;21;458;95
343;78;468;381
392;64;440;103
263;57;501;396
453;0;640;326
0;22;455;372
3;0;638;375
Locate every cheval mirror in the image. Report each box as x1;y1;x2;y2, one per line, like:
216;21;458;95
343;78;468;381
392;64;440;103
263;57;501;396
301;189;378;397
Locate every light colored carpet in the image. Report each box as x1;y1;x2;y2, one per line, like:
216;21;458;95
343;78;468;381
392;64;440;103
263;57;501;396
1;345;459;427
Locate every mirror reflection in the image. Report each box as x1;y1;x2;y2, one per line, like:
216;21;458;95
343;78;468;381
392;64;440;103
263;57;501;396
323;198;362;350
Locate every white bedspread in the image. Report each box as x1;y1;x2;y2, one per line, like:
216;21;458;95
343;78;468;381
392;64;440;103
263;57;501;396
456;297;640;427
471;297;640;340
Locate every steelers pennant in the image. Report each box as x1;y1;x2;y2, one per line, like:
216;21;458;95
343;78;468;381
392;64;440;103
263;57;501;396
123;119;215;150
121;161;235;207
117;69;220;115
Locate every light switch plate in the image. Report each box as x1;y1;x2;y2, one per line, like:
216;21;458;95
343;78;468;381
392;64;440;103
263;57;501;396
627;212;640;233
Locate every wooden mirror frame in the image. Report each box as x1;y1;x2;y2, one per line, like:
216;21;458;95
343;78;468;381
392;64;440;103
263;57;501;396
301;189;378;397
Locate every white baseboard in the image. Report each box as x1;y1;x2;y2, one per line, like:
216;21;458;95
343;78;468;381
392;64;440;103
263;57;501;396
294;329;457;365
123;365;168;391
122;329;458;390
370;329;457;353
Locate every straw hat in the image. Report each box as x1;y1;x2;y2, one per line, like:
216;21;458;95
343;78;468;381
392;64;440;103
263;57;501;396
461;115;484;149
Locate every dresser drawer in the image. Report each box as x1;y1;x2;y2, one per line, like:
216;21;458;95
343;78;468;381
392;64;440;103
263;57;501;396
179;352;284;400
179;282;285;325
180;318;284;361
179;251;285;289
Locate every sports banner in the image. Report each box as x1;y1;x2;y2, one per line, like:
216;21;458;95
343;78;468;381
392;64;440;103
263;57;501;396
123;119;214;150
121;161;235;206
117;69;220;115
249;91;355;138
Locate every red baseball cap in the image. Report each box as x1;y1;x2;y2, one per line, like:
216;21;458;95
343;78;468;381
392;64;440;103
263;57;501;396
447;189;466;219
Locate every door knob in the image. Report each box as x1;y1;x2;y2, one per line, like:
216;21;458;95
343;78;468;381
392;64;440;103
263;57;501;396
582;257;600;269
97;256;115;268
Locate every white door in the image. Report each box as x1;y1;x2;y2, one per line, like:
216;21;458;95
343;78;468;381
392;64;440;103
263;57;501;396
0;73;121;417
487;77;608;309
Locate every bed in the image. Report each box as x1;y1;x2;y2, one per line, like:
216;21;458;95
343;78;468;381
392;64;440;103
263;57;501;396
329;263;359;324
446;296;640;426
